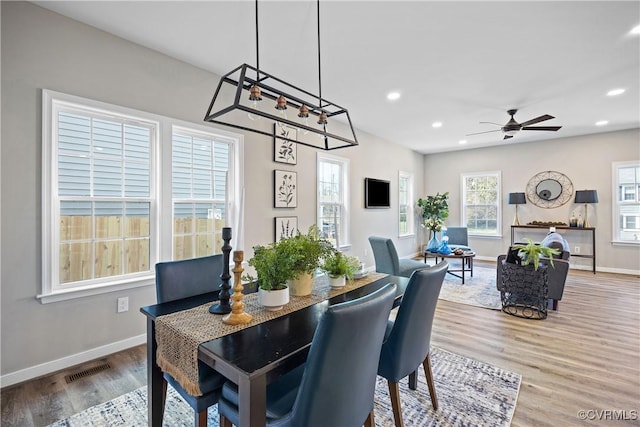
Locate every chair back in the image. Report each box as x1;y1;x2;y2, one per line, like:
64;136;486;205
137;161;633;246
290;283;397;427
368;236;401;275
155;254;224;303
378;262;448;382
446;227;469;246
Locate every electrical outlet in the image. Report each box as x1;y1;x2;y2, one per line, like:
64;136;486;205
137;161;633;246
574;246;580;254
117;296;129;313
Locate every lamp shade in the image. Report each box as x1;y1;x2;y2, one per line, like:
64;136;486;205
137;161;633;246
575;190;598;204
508;192;526;205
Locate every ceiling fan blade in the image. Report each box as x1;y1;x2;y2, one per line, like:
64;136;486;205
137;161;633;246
503;135;514;140
519;114;554;126
466;129;501;136
521;126;562;131
479;121;503;126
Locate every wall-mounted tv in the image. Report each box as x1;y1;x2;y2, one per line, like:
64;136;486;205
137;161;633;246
364;178;391;208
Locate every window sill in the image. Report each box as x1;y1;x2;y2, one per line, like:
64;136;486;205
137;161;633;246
612;240;640;247
37;276;155;304
398;233;416;239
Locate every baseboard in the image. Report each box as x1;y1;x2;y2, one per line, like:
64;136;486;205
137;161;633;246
0;334;146;389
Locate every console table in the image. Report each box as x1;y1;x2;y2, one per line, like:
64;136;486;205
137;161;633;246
510;225;596;274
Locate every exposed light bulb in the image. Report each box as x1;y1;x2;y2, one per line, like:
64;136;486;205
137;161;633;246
248;85;262;121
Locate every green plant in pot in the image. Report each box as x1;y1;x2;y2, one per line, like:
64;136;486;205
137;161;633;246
247;243;293;311
512;238;560;270
320;250;361;288
278;225;334;296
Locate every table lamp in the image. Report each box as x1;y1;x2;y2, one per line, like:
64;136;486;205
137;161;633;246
574;190;598;228
508;192;526;225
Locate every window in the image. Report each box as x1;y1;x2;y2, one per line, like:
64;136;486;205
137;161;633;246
317;153;350;249
461;171;501;236
172;127;233;260
613;161;640;243
399;171;415;236
42;90;241;302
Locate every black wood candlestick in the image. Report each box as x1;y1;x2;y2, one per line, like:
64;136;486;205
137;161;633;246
210;227;232;314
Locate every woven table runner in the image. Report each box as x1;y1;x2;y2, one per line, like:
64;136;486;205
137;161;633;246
155;272;387;396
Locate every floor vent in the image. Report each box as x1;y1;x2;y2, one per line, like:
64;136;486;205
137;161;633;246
65;362;111;383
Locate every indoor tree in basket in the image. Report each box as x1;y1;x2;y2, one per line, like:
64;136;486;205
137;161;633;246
320;250;360;288
417;192;449;252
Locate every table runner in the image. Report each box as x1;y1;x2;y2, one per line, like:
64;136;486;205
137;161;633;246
156;272;387;396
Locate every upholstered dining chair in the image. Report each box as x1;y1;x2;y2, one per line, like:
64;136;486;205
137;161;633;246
377;262;448;427
369;236;426;278
218;283;398;427
155;254;226;427
444;226;472;251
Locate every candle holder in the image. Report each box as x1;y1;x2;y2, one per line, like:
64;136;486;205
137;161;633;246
222;250;253;325
210;227;232;314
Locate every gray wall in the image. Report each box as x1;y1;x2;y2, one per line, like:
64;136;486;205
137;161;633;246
0;2;423;382
423;129;640;273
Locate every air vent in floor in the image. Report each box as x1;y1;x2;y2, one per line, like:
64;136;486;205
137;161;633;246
64;362;111;383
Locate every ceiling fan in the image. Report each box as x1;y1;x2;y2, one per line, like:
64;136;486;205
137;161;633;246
467;109;562;140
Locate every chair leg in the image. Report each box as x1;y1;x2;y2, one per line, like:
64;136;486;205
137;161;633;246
220;414;233;427
422;353;438;410
364;410;375;427
161;378;168;420
195;410;207;427
387;380;405;427
552;299;558;310
408;369;418;390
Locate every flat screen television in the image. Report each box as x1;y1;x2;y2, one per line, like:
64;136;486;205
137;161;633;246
364;178;390;208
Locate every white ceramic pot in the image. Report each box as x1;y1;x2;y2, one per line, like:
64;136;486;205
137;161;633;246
328;274;346;288
287;272;314;296
258;287;290;311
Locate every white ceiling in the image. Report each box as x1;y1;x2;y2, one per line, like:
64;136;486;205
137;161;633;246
33;1;640;154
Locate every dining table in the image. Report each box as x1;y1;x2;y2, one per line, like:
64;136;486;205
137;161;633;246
140;272;409;427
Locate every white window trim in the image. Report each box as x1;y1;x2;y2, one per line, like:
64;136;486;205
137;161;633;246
39;89;243;303
398;170;415;238
612;160;640;245
317;152;351;249
460;170;502;238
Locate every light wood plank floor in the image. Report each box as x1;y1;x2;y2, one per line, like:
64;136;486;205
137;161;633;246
1;262;639;426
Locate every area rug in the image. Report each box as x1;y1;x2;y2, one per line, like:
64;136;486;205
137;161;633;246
438;264;502;310
48;347;521;427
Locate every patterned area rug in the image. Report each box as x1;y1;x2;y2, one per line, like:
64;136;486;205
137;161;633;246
48;347;520;427
437;264;502;310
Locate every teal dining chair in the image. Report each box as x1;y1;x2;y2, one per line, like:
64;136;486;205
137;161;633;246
369;236;427;278
155;254;226;427
218;283;398;427
377;262;448;427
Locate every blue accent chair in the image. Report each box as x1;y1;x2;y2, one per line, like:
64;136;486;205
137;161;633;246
369;236;426;277
377;262;448;427
218;283;398;427
444;226;472;251
155;254;227;427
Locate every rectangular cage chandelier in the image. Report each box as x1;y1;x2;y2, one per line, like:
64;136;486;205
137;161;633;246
203;0;358;150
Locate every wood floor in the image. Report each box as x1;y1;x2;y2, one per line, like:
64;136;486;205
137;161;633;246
1;261;639;426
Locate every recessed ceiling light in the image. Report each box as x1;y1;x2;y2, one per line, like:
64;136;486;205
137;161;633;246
607;88;626;96
459;140;467;145
595;120;609;126
630;24;640;35
432;122;443;128
386;91;401;101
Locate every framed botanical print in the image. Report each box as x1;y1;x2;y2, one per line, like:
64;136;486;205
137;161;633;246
274;216;298;242
274;123;297;165
274;170;297;208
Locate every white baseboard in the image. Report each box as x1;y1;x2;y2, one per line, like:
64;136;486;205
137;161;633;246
0;334;146;389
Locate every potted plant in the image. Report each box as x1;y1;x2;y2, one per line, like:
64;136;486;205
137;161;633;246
320;251;361;288
511;238;560;270
247;243;292;311
278;225;334;296
417;192;449;252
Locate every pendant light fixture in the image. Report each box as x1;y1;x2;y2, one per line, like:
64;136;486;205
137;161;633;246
204;0;358;150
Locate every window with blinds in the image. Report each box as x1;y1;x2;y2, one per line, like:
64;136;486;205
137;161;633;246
317;153;350;248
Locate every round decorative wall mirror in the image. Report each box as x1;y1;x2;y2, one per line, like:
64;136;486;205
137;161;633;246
526;171;573;208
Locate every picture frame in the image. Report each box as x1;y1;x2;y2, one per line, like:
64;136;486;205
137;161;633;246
274;216;298;242
274;170;297;208
273;123;297;165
